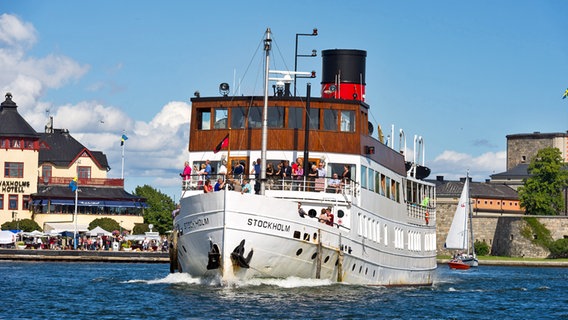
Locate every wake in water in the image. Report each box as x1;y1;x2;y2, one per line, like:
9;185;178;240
126;272;336;288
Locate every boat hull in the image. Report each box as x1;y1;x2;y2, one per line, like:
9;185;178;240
448;256;479;270
174;190;436;286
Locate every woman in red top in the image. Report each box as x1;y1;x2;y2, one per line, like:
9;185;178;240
203;179;213;193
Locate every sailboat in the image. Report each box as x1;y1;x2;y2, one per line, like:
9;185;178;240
445;172;479;270
171;28;437;285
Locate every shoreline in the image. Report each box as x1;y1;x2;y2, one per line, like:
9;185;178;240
0;248;168;263
2;249;567;267
437;258;568;267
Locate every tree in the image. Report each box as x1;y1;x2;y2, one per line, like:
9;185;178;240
133;185;176;234
1;219;42;232
89;217;120;232
518;147;568;215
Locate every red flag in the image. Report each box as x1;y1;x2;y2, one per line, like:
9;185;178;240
214;134;229;153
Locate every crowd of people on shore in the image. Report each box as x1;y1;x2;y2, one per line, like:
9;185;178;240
13;234;169;252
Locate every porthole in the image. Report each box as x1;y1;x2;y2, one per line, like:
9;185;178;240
296;248;303;256
313;233;318;240
308;209;317;218
311;252;317;260
352;264;356;271
373;270;376;277
337;210;345;218
303;233;310;241
365;268;368;275
324;256;330;263
359;266;362;273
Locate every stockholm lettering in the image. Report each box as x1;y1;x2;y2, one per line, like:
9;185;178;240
184;217;209;230
247;218;290;232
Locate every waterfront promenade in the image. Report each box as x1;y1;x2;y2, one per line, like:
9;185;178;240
0;248;168;263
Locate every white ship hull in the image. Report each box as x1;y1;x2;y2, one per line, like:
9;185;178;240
174;189;436;286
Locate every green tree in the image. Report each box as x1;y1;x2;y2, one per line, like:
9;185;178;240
133;185;175;234
518;147;568;215
1;219;42;232
88;217;120;232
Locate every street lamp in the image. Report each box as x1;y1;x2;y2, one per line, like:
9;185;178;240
294;28;318;96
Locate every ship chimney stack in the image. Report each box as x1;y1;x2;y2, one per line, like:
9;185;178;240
321;49;367;101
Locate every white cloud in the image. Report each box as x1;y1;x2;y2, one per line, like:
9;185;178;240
0;13;36;48
430;150;506;181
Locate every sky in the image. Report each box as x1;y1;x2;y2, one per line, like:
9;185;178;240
2;1;567;201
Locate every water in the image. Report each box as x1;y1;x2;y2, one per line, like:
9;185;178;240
1;261;567;319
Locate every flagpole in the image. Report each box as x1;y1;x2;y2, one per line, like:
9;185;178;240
73;181;78;250
227;128;231;174
121;142;125;180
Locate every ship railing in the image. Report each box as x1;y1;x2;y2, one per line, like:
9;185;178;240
181;174;356;197
406;202;435;226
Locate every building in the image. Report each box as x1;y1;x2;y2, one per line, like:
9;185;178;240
0;93;146;232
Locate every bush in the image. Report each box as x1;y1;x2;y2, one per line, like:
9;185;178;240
549;238;568;258
474;239;490;256
1;219;42;232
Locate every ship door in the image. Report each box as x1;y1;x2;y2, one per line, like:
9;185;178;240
229;156;249;182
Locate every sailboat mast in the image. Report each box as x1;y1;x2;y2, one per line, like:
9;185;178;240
260;28;271;195
467;171;476;257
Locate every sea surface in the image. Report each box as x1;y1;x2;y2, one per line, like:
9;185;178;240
1;261;567;319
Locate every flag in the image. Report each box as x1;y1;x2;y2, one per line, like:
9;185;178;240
213;134;229;153
563;88;568;99
121;134;128;146
68;177;78;192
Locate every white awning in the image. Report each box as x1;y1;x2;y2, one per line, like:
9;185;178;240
0;230;16;244
44;223;89;234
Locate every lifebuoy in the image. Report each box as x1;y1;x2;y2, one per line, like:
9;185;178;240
425;211;430;225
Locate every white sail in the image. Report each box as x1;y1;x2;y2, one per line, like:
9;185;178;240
445;178;469;250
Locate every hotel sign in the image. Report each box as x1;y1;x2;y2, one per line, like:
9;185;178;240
0;180;30;193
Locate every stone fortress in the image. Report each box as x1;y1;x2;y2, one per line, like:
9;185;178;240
434;131;568;258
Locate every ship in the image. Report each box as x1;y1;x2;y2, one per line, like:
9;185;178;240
171;28;437;286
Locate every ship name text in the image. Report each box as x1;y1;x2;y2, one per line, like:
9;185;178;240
247;218;290;232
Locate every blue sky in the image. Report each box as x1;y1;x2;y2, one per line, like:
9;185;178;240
2;1;568;201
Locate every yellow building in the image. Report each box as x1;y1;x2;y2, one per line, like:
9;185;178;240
0;93;145;232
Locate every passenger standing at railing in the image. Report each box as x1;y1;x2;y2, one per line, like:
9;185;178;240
181;161;192;189
204;159;212;179
218;160;228;180
266;162;274;190
252;158;261;194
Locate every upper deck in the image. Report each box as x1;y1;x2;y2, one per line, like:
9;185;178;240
189;95;406;177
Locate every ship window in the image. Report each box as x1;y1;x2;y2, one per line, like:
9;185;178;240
340;110;355;132
248;106;262;128
230;106;246;129
288;107;303;129
197;109;211;130
214;108;228;129
323;109;338;131
337;210;345;218
267;106;284;128
308;108;320;130
361;166;367;189
367;168;374;192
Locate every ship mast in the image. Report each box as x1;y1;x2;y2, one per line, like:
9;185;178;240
260;28;271;195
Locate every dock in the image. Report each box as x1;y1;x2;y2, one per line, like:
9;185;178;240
0;249;169;263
